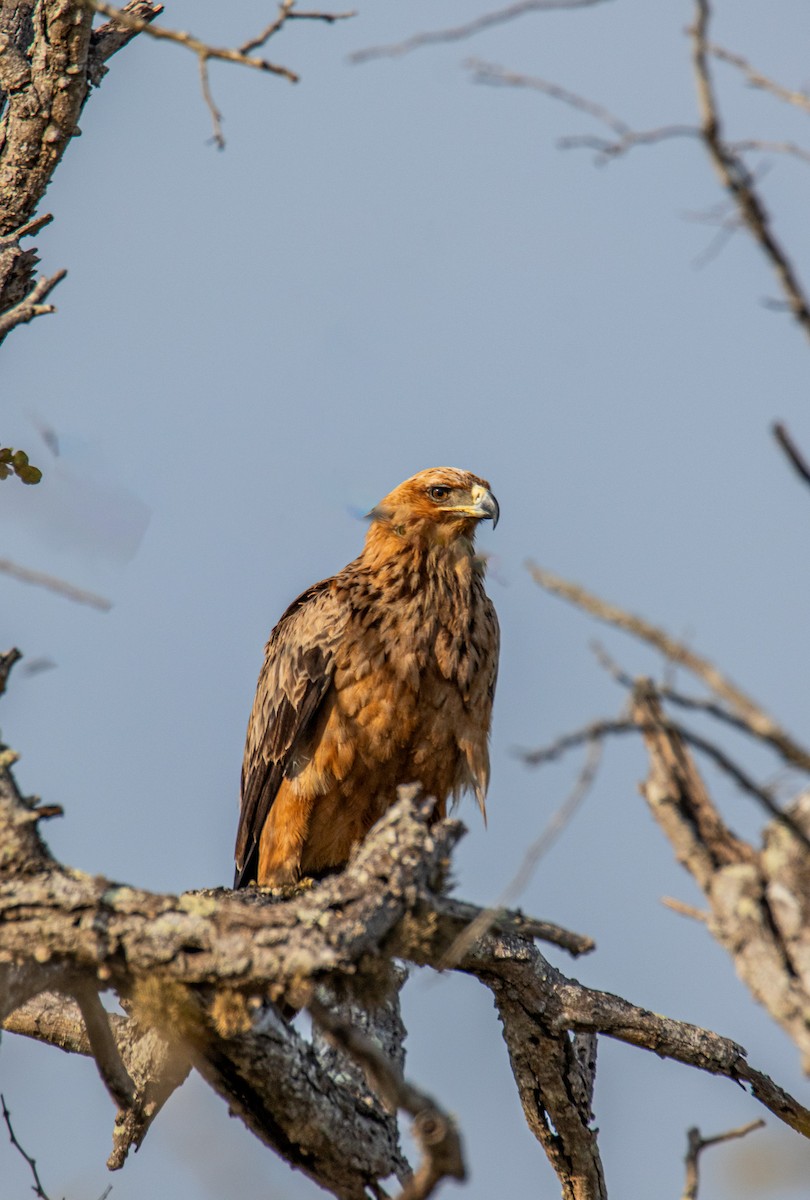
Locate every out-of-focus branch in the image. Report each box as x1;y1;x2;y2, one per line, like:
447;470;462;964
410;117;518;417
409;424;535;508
681;1119;764;1200
71;983;137;1110
440;739;602;969
708;42;810;116
521;710;810;849
690;0;810;342
2;991;190;1170
528;562;810;773
467;59;698;164
0;649;21;697
0;559;112;611
633;683;810;1072
773;422;810;491
350;0;606;64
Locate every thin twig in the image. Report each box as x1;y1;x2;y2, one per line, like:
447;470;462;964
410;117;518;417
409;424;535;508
82;0;298;78
0;649;22;697
73;984;137;1110
708;42;810;116
240;0;355;56
466;60;697;164
439;740;603;969
1;1094;52;1200
773;422;810;490
662;896;708;922
10;213;53;241
690;0;810;342
431;895;595;958
468;60;630;134
0;270;67;339
682;1118;764;1200
591;639;801;765
730;139;810;167
309;1000;465;1200
528;562;810;773
350;0;606;64
0;559;112;611
80;0;315;146
521;713;810;851
88;0;164;84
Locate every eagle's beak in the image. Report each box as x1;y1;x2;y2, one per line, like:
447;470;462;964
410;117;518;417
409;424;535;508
451;484;500;528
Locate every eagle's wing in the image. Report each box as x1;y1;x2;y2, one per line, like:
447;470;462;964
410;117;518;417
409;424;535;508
234;577;348;887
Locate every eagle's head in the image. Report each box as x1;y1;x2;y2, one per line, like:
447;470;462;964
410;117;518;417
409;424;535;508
368;467;499;548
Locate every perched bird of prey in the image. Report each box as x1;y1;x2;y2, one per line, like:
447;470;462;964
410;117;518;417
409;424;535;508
234;467;500;888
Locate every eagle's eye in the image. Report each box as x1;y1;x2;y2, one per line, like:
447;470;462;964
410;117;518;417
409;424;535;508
428;485;451;502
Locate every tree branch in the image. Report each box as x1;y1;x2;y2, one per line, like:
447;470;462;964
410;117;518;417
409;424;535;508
350;0;607;65
81;1;354;147
707;41;810;116
0;268;66;339
0;559;112;610
773;422;810;491
1;1094;53;1200
3;752;810;1195
633;683;810;1073
311;999;465;1200
690;0;810;342
682;1118;764;1200
528;561;810;773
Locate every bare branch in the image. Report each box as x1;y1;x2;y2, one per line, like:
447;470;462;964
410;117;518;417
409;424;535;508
690;0;810;342
3;741;809;1193
0;648;21;697
439;739;602;969
773;422;810;491
82;0;298;79
350;0;607;65
87;0;164;85
311;999;465;1200
634;685;810;1070
592;642;810;813
708;42;810;116
682;1119;764;1200
80;0;352;146
467;59;697;164
4;992;191;1170
1;1093;52;1200
521;705;810;850
0;269;66;340
528;562;810;773
72;983;137;1110
0;558;112;611
729;139;810;167
429;894;595;958
661;896;709;923
240;0;356;56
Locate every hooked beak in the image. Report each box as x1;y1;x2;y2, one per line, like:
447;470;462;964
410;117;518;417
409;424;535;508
450;484;500;529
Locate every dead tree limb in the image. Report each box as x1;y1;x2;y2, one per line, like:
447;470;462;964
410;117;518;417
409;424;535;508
2;698;810;1195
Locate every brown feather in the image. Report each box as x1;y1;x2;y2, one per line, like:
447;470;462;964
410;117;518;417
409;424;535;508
234;468;499;888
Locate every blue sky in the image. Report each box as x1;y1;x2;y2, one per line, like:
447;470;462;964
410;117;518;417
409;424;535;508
2;1;810;1196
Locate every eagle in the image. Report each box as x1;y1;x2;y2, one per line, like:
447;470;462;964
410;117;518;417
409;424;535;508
234;467;500;888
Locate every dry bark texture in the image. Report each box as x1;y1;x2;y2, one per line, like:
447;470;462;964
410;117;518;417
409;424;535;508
634;685;810;1071
0;1;162;338
528;566;810;1108
2;704;810;1200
